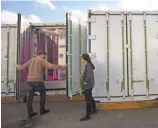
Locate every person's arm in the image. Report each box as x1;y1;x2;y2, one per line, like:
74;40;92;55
44;60;66;69
16;59;31;70
84;64;93;85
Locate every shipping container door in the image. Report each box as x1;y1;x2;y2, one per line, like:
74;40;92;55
127;12;158;97
1;25;17;96
66;13;87;98
8;25;17;95
88;11;128;98
16;13;33;100
1;26;8;94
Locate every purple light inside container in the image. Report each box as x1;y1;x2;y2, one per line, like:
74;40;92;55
19;28;59;84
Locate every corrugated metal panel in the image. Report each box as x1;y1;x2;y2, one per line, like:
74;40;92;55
89;11;128;99
88;11;158;102
66;13;87;98
1;25;17;95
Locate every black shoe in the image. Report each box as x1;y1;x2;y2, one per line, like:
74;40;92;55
80;116;91;121
40;109;50;115
28;112;37;118
91;109;98;114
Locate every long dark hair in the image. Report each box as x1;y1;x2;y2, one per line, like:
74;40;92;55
82;53;95;70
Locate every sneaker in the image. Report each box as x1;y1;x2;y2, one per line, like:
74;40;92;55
29;112;37;118
80;116;91;121
40;109;50;115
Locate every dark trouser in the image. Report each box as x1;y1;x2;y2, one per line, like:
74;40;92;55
84;88;96;117
27;82;46;116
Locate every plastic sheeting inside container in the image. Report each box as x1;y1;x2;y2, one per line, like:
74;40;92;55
20;26;32;83
35;30;59;81
47;35;58;80
19;26;59;83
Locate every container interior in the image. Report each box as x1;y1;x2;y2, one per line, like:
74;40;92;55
34;28;59;81
19;24;67;95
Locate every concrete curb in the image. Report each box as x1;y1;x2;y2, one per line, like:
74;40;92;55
97;100;158;110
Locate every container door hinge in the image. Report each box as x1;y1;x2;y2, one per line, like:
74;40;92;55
88;35;96;40
88;17;96;23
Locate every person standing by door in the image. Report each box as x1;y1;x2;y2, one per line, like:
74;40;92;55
16;51;67;118
80;53;97;121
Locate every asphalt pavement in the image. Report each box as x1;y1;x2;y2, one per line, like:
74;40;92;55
2;101;158;128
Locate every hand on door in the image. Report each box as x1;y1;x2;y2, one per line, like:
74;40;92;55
59;64;67;68
16;64;20;69
62;64;67;68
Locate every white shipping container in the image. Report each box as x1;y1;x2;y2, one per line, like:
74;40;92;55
1;11;158;103
6;13;87;99
87;11;158;102
1;15;67;98
16;14;67;99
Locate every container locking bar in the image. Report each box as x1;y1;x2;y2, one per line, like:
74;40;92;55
129;13;134;97
69;13;73;98
143;13;150;96
78;19;82;95
106;13;110;99
16;13;21;101
121;13;126;98
88;10;92;53
6;25;10;95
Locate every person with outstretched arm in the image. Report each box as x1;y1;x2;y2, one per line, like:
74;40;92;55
16;51;67;118
80;53;97;122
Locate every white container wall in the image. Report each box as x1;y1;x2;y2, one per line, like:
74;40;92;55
66;13;87;98
2;12;157;102
127;13;158;96
88;11;128;99
1;25;17;96
88;11;158;102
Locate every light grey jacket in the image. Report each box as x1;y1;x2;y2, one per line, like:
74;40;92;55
82;63;94;91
